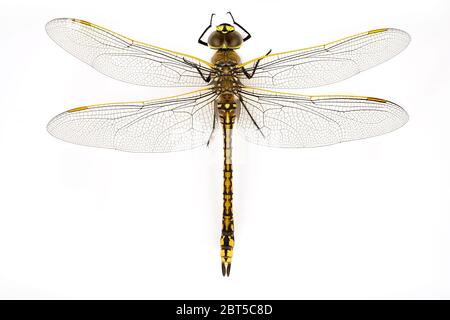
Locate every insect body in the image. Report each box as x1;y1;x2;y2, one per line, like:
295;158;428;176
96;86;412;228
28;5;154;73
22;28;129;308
204;22;246;276
46;13;410;276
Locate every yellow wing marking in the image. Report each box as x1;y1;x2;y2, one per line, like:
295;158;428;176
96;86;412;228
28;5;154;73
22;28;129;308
238;28;391;68
367;97;387;103
64;87;213;113
71;18;213;67
67;106;89;113
78;19;92;26
368;28;389;34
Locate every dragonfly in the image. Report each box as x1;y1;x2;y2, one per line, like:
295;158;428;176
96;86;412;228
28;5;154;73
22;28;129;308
46;13;410;276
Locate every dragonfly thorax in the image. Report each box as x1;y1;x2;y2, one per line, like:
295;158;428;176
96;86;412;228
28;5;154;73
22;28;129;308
211;50;242;94
211;49;241;66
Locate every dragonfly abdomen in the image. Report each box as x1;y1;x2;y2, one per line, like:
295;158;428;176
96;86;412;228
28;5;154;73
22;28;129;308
217;94;239;277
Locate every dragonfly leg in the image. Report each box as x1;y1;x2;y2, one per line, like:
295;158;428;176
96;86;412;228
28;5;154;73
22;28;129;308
182;57;212;83
227;12;252;42
242;49;272;79
198;13;215;46
238;95;265;138
206;109;217;147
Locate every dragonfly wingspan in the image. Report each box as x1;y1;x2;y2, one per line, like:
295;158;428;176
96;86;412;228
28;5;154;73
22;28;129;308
46;18;213;87
47;89;217;152
238;28;410;89
237;87;408;148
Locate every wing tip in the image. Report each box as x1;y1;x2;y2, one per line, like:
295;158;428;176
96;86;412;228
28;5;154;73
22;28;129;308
46;17;90;32
392;28;411;44
45;18;58;34
45;17;68;29
368;96;409;126
46;106;80;135
45;18;77;38
382;28;412;46
368;27;411;43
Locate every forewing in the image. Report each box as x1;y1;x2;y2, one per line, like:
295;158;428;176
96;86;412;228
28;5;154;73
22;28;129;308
239;28;410;89
47;89;217;152
237;88;408;148
46;18;213;87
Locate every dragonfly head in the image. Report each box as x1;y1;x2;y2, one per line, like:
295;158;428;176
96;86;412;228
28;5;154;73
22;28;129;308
208;23;243;50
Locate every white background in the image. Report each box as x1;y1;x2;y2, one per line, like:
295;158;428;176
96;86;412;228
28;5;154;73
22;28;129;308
0;0;449;299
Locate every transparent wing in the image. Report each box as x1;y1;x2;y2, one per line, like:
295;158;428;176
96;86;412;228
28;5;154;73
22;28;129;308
47;89;217;152
239;28;410;89
237;88;408;148
46;18;213;87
